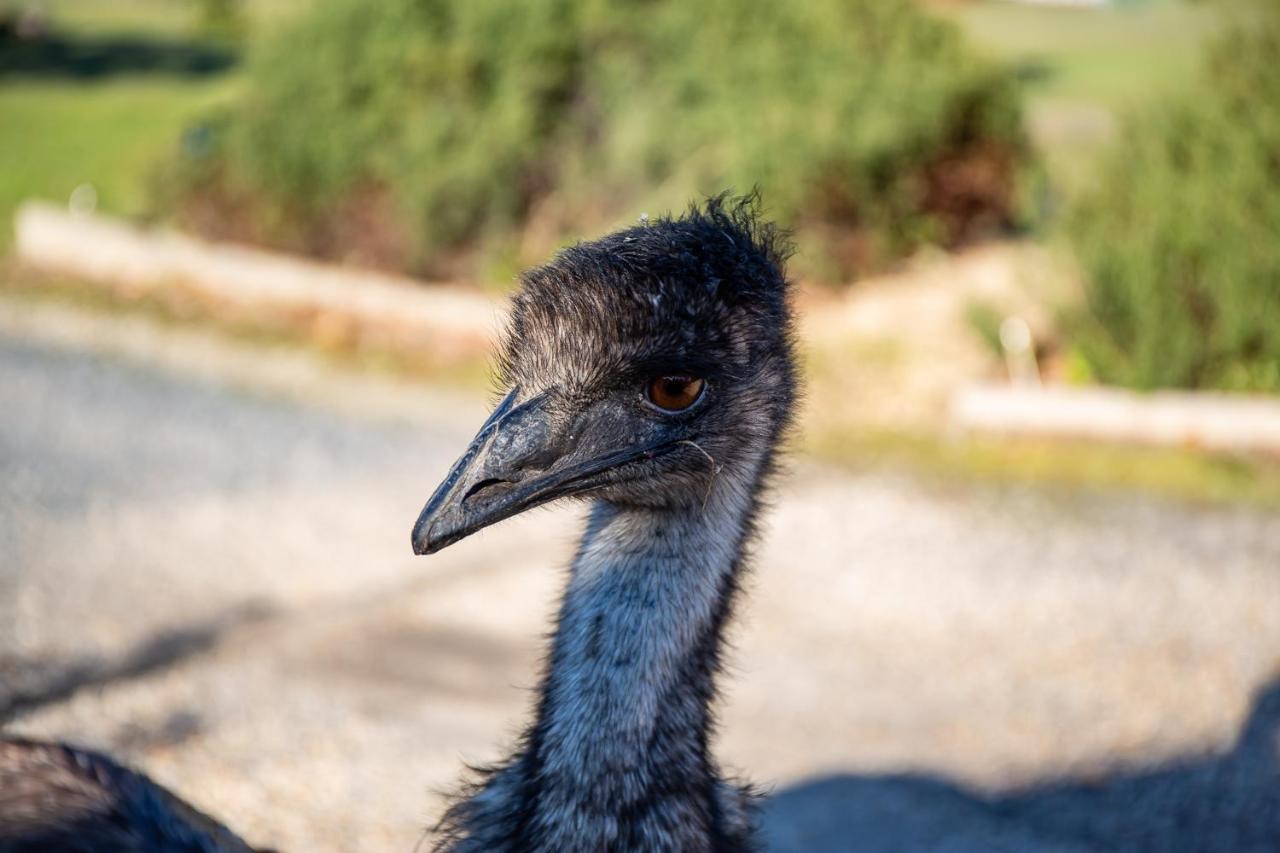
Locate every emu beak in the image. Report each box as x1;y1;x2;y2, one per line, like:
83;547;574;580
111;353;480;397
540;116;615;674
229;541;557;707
411;387;663;555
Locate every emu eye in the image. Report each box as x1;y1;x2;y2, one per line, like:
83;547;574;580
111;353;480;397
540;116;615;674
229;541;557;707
646;375;705;412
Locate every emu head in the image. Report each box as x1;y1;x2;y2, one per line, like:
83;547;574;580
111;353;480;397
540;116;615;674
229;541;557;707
412;196;795;555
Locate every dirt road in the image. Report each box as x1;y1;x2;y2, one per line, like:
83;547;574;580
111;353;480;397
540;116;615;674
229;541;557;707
3;301;1279;851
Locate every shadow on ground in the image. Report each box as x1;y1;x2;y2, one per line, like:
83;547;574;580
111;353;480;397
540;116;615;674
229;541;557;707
0;602;273;723
763;679;1280;853
0;24;234;79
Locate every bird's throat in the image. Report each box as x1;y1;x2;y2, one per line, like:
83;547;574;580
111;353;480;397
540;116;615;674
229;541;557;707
520;469;761;849
438;460;768;852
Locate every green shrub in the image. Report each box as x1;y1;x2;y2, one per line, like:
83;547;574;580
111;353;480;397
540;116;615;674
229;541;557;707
198;0;247;45
174;0;1028;279
1066;4;1280;392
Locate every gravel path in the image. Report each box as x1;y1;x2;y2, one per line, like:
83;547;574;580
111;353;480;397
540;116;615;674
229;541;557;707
2;302;1279;851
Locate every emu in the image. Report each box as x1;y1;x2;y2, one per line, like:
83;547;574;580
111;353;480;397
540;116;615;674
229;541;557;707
0;196;795;853
419;195;794;851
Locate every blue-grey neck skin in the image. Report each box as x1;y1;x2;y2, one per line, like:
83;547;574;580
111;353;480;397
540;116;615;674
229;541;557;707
434;454;767;853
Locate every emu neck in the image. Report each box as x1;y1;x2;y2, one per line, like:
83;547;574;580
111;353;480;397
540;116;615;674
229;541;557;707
525;469;760;849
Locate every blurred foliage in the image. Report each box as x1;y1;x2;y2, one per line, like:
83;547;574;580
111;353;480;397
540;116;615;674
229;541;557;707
197;0;246;44
1066;1;1280;392
171;0;1029;280
939;0;1221;199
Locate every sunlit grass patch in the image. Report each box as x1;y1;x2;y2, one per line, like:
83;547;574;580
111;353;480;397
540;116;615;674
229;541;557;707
21;0;306;38
942;0;1218;106
0;0;309;249
937;0;1221;198
807;426;1280;510
0;78;232;245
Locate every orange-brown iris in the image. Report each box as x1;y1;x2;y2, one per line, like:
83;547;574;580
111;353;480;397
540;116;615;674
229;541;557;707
646;375;705;412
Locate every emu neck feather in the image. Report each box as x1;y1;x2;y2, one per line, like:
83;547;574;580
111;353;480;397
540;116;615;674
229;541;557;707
441;461;764;852
547;499;743;772
528;480;752;848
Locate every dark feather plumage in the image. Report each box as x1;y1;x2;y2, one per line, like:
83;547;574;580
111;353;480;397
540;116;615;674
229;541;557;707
0;738;259;852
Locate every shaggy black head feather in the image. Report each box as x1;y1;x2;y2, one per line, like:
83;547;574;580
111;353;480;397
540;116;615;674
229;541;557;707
502;193;792;392
492;193;796;512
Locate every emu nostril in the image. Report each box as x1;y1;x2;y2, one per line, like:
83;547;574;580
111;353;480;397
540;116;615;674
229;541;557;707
463;477;511;503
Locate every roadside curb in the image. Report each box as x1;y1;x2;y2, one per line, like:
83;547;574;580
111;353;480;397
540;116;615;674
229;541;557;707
13;202;503;360
0;295;490;431
951;383;1280;456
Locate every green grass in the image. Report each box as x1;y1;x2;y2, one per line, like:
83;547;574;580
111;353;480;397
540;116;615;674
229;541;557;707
937;0;1221;194
4;0;307;38
944;0;1217;105
16;0;199;37
809;427;1280;510
0;0;307;250
0;78;231;242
